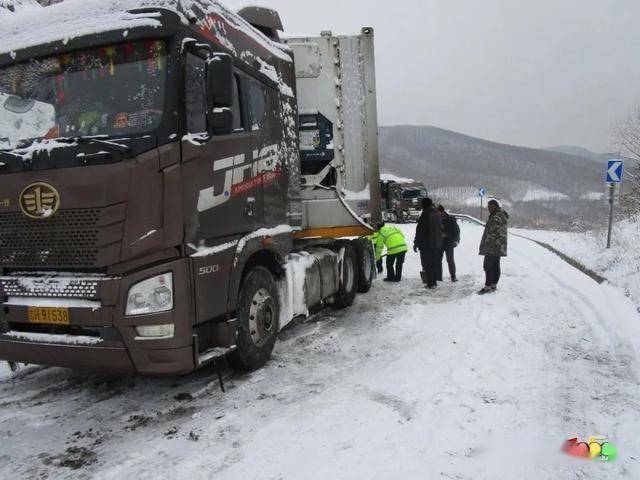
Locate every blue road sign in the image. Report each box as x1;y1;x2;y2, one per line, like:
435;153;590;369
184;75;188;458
479;188;486;198
606;160;624;183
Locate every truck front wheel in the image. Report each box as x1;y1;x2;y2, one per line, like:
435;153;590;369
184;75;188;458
230;266;280;371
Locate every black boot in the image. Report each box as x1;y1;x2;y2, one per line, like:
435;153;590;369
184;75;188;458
394;264;403;282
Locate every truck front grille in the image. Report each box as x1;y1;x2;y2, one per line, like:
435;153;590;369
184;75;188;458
0;209;101;230
0;276;100;299
0;206;124;268
0;248;99;268
1;229;99;249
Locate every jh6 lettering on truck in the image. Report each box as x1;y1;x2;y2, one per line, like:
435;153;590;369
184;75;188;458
197;144;280;212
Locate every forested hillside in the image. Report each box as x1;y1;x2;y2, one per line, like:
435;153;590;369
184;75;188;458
379;125;610;229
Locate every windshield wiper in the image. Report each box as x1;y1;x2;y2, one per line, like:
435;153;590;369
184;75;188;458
77;136;131;154
0;150;21;161
57;136;131;154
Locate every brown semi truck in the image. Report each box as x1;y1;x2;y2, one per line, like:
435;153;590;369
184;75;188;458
0;1;381;374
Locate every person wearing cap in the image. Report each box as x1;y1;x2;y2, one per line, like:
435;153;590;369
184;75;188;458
437;205;460;282
414;198;443;289
374;222;409;282
478;199;509;294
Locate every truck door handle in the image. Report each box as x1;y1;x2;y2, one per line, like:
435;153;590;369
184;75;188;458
244;198;256;217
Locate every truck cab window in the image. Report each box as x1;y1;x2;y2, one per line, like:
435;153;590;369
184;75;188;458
248;81;267;131
185;53;206;134
232;74;244;132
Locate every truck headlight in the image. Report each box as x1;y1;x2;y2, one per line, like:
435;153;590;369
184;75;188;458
126;273;174;316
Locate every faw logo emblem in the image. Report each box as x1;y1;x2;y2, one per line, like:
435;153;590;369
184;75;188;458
20;182;60;219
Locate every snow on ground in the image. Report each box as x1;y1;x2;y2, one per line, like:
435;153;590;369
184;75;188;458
580;192;605;201
520;188;569;202
514;219;640;310
2;222;640;479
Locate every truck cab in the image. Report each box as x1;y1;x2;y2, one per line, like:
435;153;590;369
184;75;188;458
0;1;380;375
381;177;428;223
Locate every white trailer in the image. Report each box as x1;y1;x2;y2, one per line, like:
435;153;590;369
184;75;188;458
285;28;382;234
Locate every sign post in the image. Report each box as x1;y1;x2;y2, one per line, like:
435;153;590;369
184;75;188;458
479;187;486;221
605;160;624;249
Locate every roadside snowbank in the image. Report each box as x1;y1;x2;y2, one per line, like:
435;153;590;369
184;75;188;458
514;219;640;309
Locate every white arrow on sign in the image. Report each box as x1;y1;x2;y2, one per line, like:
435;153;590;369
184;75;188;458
606;160;624;183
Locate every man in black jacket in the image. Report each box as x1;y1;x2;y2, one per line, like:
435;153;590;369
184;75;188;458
437;205;460;282
414;198;443;289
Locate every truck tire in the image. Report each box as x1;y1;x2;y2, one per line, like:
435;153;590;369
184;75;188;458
229;266;280;372
354;238;375;293
333;242;359;309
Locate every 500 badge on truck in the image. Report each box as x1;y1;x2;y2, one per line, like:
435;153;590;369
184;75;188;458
197;144;280;212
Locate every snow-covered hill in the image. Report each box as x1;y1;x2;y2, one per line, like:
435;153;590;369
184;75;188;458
2;222;639;479
379;126;611;229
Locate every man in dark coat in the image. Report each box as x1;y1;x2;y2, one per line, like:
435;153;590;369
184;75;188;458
414;198;443;289
478;199;509;294
437;205;460;282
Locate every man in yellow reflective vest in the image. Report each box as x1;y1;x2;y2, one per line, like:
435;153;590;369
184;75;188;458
374;223;409;282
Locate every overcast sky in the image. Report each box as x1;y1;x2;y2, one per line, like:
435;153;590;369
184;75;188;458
228;0;640;152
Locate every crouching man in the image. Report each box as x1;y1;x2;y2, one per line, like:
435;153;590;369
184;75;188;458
375;223;409;282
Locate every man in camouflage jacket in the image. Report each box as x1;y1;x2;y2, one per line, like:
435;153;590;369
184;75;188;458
478;200;508;294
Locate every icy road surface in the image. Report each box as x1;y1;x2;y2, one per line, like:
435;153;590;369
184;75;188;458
2;222;640;479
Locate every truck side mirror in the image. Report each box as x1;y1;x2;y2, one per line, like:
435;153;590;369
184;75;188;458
206;53;234;135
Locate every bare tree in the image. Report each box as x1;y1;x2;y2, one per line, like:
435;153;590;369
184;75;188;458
614;106;640;218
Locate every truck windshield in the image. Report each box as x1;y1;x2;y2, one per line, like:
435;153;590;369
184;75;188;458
0;40;167;150
402;189;421;199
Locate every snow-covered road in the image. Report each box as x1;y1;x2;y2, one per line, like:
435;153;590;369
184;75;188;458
2;222;640;479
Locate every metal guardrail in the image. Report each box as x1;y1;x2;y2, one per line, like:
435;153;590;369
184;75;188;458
453;214;606;285
451;213;485;226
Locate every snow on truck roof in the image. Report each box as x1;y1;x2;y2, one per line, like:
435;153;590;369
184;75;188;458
380;173;417;184
0;0;291;62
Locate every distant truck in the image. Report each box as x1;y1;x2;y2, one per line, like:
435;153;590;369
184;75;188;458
0;1;381;374
380;174;427;223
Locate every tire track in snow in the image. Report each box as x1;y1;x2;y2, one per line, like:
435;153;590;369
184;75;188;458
512;238;638;381
509;237;640;441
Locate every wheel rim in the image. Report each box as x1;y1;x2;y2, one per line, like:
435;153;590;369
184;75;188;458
343;254;355;293
248;288;276;348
